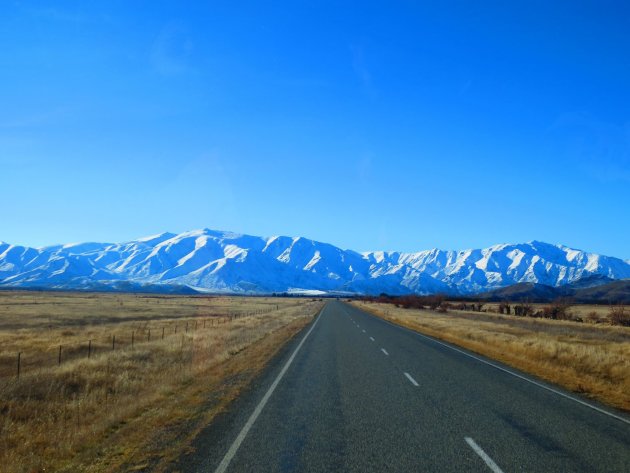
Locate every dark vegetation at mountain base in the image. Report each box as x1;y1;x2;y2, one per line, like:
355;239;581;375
476;278;630;304
364;293;630;327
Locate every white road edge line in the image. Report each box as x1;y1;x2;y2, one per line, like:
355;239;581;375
465;437;505;473
381;348;389;356
357;305;630;426
369;337;375;342
404;372;419;386
213;309;324;473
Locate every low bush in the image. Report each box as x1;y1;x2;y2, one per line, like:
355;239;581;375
609;305;630;326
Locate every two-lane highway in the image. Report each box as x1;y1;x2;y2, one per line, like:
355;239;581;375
177;301;630;472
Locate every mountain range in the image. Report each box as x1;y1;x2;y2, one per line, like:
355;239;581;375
1;228;629;296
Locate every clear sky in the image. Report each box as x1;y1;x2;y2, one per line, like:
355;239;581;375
2;1;629;258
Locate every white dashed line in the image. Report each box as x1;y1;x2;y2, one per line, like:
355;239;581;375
465;437;505;473
355;304;630;426
369;337;375;342
362;329;366;333
386;316;630;424
404;372;419;386
381;348;389;356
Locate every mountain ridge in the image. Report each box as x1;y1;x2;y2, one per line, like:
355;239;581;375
1;229;629;296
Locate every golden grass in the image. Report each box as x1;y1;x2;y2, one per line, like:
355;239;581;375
0;291;323;473
352;301;630;412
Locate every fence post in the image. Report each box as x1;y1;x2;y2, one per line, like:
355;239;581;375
148;329;151;342
186;322;188;333
203;319;206;328
162;327;165;340
17;352;21;379
58;345;62;365
132;331;134;348
112;335;116;351
88;340;92;359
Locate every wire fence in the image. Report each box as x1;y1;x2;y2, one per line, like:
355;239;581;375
0;306;283;380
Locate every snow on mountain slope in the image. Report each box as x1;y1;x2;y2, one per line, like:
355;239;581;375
0;229;629;295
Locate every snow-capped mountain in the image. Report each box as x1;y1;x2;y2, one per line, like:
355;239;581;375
1;229;629;295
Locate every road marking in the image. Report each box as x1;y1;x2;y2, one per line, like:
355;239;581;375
369;336;375;342
381;348;389;356
362;329;366;333
465;437;505;473
213;308;324;473
355;305;630;426
404;372;419;386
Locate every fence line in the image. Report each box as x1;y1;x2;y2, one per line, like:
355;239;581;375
1;305;288;379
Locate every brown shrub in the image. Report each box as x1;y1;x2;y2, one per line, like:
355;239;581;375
542;298;572;320
609;305;630;326
586;311;600;324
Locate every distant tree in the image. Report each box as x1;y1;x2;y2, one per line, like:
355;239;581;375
522;299;534;317
514;299;533;317
542;298;572;320
428;295;445;310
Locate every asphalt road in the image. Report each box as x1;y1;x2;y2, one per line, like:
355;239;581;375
175;301;630;472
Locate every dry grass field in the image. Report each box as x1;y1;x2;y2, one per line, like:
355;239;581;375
352;301;630;412
0;291;323;473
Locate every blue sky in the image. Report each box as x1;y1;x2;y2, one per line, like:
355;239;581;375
1;1;629;258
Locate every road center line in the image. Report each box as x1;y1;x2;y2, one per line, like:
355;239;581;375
381;348;389;356
362;329;366;333
213;309;324;473
404;372;419;386
465;437;505;473
369;336;375;342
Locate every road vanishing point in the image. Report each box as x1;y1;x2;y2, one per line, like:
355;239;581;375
174;301;630;472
